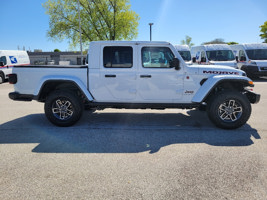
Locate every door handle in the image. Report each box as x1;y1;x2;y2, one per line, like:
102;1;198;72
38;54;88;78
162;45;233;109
105;74;116;78
140;75;151;78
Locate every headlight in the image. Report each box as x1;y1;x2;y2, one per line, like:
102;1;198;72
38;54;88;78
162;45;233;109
248;60;257;65
251;61;257;65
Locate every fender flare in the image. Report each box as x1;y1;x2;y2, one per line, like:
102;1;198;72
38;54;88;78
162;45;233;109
191;75;253;103
34;75;94;101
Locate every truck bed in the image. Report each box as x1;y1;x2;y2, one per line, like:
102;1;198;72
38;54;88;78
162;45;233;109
14;65;87;68
11;65;88;97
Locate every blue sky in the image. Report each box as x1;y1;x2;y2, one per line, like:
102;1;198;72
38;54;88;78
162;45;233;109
1;0;267;51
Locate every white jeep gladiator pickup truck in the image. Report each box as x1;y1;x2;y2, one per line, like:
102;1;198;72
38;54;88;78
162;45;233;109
8;41;260;129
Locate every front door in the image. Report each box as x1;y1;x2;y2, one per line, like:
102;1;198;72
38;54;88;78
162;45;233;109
137;46;184;103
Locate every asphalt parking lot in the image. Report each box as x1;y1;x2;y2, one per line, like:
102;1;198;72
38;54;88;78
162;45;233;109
0;79;267;200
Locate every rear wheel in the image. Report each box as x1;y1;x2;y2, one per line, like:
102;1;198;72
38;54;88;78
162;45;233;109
207;91;251;129
45;90;83;127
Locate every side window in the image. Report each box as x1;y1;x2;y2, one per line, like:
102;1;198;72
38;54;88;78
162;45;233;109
103;46;133;68
239;50;246;61
0;56;7;65
239;50;245;57
142;47;174;68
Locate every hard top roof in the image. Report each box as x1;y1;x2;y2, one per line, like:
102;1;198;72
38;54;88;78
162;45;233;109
89;41;171;45
174;45;190;51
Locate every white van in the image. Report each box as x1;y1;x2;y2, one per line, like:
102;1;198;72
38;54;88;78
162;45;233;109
230;43;267;78
191;44;237;68
0;50;30;83
174;45;192;65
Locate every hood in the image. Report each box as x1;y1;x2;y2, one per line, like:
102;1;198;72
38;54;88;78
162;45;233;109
251;60;267;67
190;64;245;76
209;61;237;68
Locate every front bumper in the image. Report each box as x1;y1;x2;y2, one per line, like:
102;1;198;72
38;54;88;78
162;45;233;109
241;65;267;76
245;90;260;104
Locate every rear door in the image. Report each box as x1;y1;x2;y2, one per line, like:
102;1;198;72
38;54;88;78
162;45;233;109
98;45;137;102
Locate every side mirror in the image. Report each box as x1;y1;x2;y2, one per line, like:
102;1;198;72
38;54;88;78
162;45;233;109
192;57;196;63
235;56;238;62
0;61;4;67
170;58;180;70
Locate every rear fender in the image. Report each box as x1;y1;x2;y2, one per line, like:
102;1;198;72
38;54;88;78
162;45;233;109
35;75;93;101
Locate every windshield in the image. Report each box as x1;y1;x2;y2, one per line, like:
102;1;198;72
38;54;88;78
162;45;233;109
178;51;191;61
206;50;235;61
246;49;267;60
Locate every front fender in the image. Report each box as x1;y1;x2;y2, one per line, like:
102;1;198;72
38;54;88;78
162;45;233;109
191;75;253;103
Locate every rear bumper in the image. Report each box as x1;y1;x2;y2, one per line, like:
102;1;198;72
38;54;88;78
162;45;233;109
9;92;34;101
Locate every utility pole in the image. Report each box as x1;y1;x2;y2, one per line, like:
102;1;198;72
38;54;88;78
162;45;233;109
113;1;116;40
149;23;153;41
77;0;83;64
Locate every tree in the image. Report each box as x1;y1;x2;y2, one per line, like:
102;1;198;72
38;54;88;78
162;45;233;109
227;42;238;45
202;38;226;45
54;49;61;52
43;0;140;48
260;21;267;43
181;35;194;48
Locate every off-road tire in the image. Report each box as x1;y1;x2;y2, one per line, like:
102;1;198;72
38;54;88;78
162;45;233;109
207;91;251;129
45;90;83;127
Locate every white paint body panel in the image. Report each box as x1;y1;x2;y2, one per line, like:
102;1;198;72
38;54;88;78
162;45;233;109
11;41;251;104
230;44;267;71
0;50;29;79
191;44;237;68
12;67;93;101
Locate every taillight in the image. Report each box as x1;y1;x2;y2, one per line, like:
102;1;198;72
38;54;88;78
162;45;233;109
9;74;17;84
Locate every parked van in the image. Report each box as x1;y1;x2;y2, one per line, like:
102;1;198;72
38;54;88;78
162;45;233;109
0;50;30;83
230;43;267;78
174;45;192;65
191;44;237;68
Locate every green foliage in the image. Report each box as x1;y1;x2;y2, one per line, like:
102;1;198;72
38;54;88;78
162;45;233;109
227;42;238;45
181;35;194;48
202;39;239;45
54;48;61;52
202;38;226;45
260;21;267;43
43;0;140;48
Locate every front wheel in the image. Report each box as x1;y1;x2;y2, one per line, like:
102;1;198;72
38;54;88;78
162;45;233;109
207;91;251;129
45;90;83;127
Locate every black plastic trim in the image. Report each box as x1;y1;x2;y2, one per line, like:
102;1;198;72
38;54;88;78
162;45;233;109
245;90;260;104
200;79;252;103
8;74;17;84
9;92;34;101
240;65;267;76
36;80;93;102
87;102;200;109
